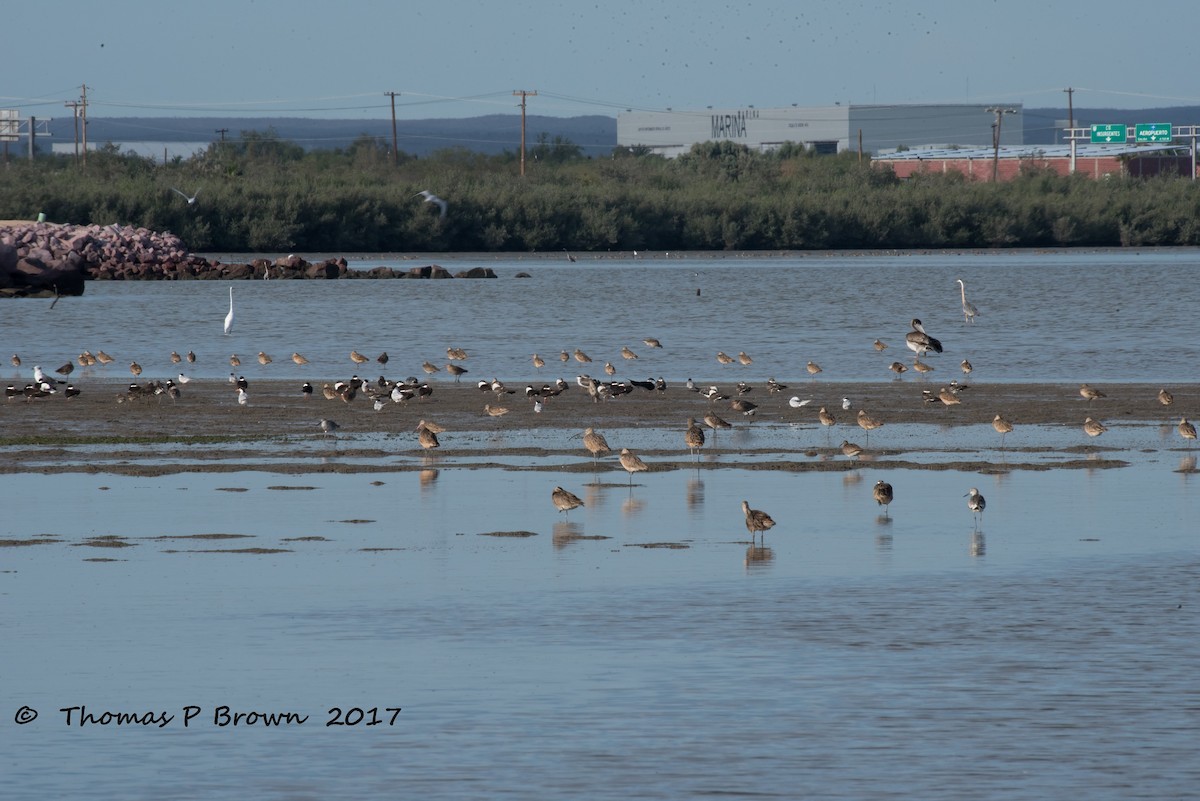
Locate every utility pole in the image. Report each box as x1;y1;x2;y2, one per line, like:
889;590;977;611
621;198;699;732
79;84;88;166
28;116;35;161
512;89;537;176
215;128;229;141
985;107;1018;182
384;91;399;165
64;100;81;162
1063;87;1074;131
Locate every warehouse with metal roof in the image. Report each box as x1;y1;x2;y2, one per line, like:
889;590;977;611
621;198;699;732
616;104;1023;158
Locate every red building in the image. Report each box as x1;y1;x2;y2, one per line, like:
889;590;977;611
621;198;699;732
874;144;1197;181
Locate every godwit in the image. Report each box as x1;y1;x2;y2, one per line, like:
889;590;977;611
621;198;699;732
350;350;369;365
446;364;468;382
618;448;649;485
703;411;732;442
992;414;1014;448
873;480;894;518
716;351;735;365
737;351;753;366
1083;417;1108;438
840;440;864;462
741;500;776;541
532;353;545;368
621;346;638;360
417;425;441;451
292;353;309;365
230;354;241;367
912;360;934;376
873;339;888;352
685;418;706;460
483;404;509;417
257;352;272;366
937;387;961;408
574;348;592;363
889;361;908;377
960;359;973;377
806;361;822;378
1179;417;1197;445
170;351;182;364
1079;384;1106;402
1158;388;1174;406
856;409;882;444
129;361;142;377
552;486;584;516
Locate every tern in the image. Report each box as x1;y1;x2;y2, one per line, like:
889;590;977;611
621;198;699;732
170;187;200;205
415;190;448;219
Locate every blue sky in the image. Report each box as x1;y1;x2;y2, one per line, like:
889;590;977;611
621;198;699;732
4;0;1197;120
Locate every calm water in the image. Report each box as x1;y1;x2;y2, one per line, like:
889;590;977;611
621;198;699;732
2;250;1198;800
4;249;1200;384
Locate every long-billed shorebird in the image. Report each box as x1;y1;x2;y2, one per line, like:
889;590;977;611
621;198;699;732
716;351;735;365
552;486;584;516
937;387;962;408
873;480;894;518
532;353;545;369
965;487;986;526
581;427;611;465
841;440;864;462
889;361;908;377
1083;417;1108;438
1080;384;1106;402
350;350;369;365
642;338;663;348
1179;417;1197;445
618;448;649;485
856;409;883;444
960;359;973;377
257;351;272;366
292;353;309;366
620;346;638;360
319;419;340;437
483;404;509;417
685;417;706;461
446;363;468;382
873;339;888;352
741;500;776;541
230;354;241;367
905;318;943;360
737;351;753;366
703;411;733;442
993;414;1014;448
417;424;441;451
806;361;822;378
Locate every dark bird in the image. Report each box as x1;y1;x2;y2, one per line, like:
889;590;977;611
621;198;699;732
741;500;776;540
873;480;894;518
905;318;943;360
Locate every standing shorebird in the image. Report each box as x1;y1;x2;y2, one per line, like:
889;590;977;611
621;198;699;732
1179;417;1197;445
230;354;241;367
170;351;182;364
581;427;611;465
806;361;822;378
873;480;894;518
965;487;986;526
1083;417;1108;438
873;339;888;352
912;359;935;376
737;351;753;366
956;279;979;324
292;353;309;366
685;417;706;461
319;419;340;437
257;351;272;366
889;361;908;377
618;448;649;486
446;363;468;382
417;423;441;451
1079;384;1106;402
620;346;639;360
818;406;837;428
905;318;943;360
350;350;369;365
129;361;142;377
856;409;883;444
992;414;1014;448
960;359;973;378
573;348;592;363
483;404;509;417
643;338;663;349
552;486;584;516
1157;388;1174;406
937;387;962;408
716;351;735;365
703;411;732;442
840;440;864;462
532;353;545;369
741;500;776;541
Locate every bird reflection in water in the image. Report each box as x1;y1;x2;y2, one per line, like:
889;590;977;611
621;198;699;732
875;514;893;528
621;495;646;517
552;520;585;549
686;478;704;510
418;469;439;494
843;471;864;486
875;531;893;552
584;483;605;511
744;543;774;570
1176;455;1197;475
970;530;986;557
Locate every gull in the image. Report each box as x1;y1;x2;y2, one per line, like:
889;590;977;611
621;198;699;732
170;187;200;205
224;287;234;335
842;397;852;411
741;500;776;541
552;486;585;516
415;190;448;219
965;487;986;526
319;419;340;437
873;480;894;518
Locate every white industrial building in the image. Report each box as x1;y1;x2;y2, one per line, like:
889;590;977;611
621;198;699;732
617;104;1023;158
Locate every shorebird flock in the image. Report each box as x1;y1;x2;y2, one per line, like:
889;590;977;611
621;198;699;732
7;277;1196;541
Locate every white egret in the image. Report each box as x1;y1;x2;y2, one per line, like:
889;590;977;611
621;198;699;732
224;287;234;335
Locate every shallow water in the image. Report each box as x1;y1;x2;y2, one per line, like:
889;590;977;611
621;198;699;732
3;458;1197;800
3;250;1198;799
6;249;1200;385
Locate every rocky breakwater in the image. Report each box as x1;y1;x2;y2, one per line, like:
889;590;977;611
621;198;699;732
0;221;498;297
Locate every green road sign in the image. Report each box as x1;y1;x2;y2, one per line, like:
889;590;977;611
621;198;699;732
1135;123;1172;143
1090;124;1128;144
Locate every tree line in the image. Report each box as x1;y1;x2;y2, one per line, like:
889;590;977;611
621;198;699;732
3;130;1198;252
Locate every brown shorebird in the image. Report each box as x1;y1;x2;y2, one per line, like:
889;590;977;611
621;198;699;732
446;363;468;382
447;347;468;361
960;359;973;377
741;500;776;541
573;348;592;363
937;387;962;408
483;404;509;417
11;354;21;368
1158;388;1174;406
1083;417;1108;438
873;480;894;518
856;409;883;444
806;361;822;377
703;411;732;442
1079;384;1106;402
993;414;1014;448
889;361;908;377
350;350;369;365
418;361;438;375
912;359;935;376
230;354;241;367
621;346;638;360
170;351;182;364
257;351;272;366
416;419;447;435
603;362;616;376
417;425;440;451
321;383;338;401
966;487;986;527
840;440;864;462
1179;417;1197;445
818;406;837;429
737;351;753;366
186;351;196;364
642;338;663;349
730;399;757;416
55;362;74;376
552;486;584;516
685;417;706;460
377;352;389;365
581;427;611;465
292;353;309;365
873;339;888;352
618;448;649;485
716;351;735;365
532;353;545;369
559;350;570;362
129;361;142;377
96;350;114;365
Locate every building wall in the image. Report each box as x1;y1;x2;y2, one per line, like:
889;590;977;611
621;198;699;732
618;104;1022;158
876;155;1196;180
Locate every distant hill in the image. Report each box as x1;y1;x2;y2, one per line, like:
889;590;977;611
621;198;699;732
1023;106;1200;144
49;114;618;157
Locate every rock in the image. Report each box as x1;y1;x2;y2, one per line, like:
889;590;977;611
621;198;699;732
455;267;497;278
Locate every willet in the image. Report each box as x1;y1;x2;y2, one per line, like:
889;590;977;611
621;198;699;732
956;279;979;323
223;287;234;335
618;448;649;485
552;486;584;516
741;500;776;541
965;487;986;526
415;190;448;219
905;318;943;360
1079;384;1106;402
685;418;706;461
581;427;611;465
873;480;894;518
1083;417;1108;438
992;414;1014;448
